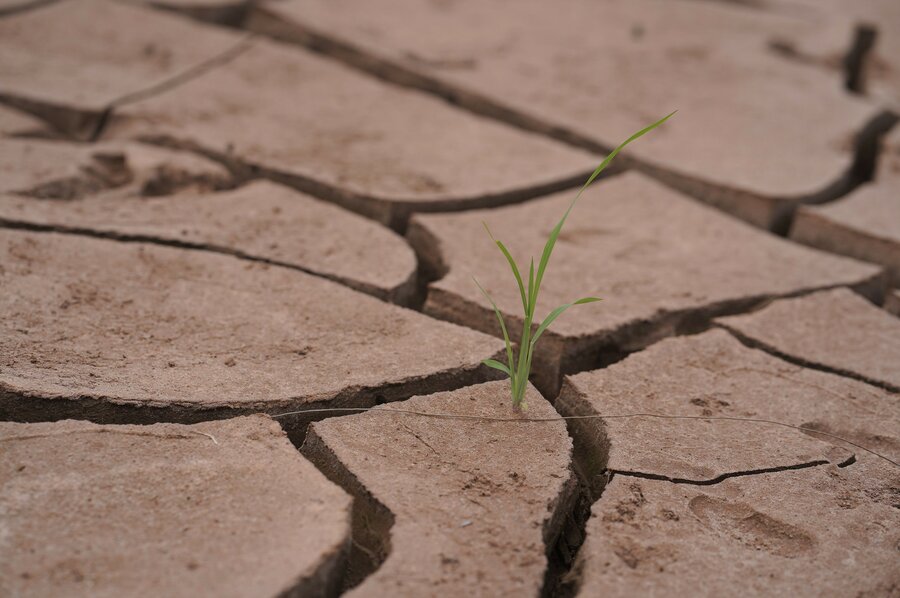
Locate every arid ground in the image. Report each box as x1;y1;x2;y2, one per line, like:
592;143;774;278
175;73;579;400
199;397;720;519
1;0;899;596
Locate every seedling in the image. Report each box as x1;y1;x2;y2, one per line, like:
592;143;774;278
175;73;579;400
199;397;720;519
477;112;675;408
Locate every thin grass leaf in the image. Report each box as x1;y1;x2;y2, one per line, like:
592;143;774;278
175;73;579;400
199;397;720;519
473;276;516;384
530;297;601;347
482;359;512;375
484;222;528;313
577;110;677;198
530;111;676;310
527;258;535;306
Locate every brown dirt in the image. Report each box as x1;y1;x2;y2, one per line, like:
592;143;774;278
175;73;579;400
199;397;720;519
0;0;241;139
717;288;900;392
577;458;900;597
758;0;900;103
0;138;230;198
791;126;900;284
302;381;574;597
0;229;504;440
103;35;598;229
411;172;883;394
246;0;882;229
0;178;418;303
556;329;898;482
0;415;352;598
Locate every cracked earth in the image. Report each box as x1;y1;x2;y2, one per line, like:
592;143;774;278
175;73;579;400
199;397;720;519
0;0;898;596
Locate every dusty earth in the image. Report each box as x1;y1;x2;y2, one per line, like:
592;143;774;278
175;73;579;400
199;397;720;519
0;1;898;597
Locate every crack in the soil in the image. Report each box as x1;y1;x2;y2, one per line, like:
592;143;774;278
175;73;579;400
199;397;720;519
295;387;583;598
239;9;898;234
610;455;855;486
0;33;254;141
539;382;613;598
768;22;878;97
0;217;417;306
411;216;885;396
545;377;872;596
141;0;251;28
300;425;394;594
718;323;900;394
127;134;593;234
243;6;622;167
844;24;879;94
0;355;501;446
87;35;255;142
540;436;605;598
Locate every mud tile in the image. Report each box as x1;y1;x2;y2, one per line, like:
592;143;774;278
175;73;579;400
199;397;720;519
791;126;900;284
303;381;573;596
104;37;598;228
0;0;243;138
411;173;883;391
248;0;879;229
0;415;351;598
557;329;899;482
717;288;900;391
0;229;503;433
578;458;900;596
0;178;418;303
0;138;230;199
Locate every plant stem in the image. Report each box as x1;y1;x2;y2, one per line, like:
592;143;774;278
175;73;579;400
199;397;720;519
514;315;533;406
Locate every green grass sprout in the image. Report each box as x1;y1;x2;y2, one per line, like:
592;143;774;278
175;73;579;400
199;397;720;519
476;112;675;408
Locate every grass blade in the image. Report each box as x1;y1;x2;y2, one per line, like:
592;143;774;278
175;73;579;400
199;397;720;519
527;258;535;309
473;276;517;384
530;297;601;347
484;222;528;313
577;110;677;198
482;359;511;375
530;111;676;309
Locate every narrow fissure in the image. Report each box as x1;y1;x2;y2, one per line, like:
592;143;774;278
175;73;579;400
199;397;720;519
0;349;503;446
300;425;395;594
541;374;875;596
539;381;614;598
718;323;899;393
0;218;415;306
141;0;251;29
540;446;608;598
843;24;878;94
611;457;852;487
417;263;883;402
0;35;254;142
132;133;594;235
241;7;618;158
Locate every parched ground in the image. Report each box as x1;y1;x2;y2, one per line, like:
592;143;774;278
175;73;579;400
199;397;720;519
0;1;898;597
